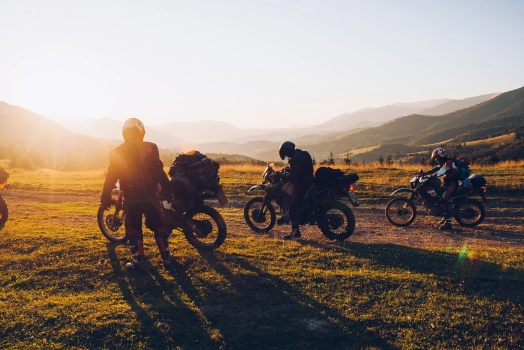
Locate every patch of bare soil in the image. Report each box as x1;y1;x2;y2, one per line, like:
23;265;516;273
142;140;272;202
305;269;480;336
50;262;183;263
228;198;524;251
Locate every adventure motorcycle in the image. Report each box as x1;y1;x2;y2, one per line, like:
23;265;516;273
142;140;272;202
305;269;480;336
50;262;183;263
0;184;7;230
244;164;359;241
385;172;485;228
98;179;228;250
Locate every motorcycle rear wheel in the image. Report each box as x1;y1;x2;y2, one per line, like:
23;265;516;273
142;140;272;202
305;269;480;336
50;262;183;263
183;205;227;250
385;197;417;227
243;197;276;233
0;195;8;228
97;204;127;243
453;198;485;227
317;201;356;241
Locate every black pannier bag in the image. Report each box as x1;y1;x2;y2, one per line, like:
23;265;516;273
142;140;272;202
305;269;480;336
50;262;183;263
168;150;220;200
314;167;359;188
0;169;9;184
468;174;486;189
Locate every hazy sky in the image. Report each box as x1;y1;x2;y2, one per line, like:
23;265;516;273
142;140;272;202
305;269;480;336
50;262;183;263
1;0;523;128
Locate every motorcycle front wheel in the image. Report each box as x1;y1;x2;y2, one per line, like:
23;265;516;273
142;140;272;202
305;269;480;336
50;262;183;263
97;204;127;243
243;197;276;233
0;195;8;228
183;205;227;250
385;197;417;227
453;198;485;227
317;201;356;241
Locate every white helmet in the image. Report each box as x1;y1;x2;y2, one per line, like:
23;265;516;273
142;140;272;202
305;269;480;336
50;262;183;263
122;118;145;141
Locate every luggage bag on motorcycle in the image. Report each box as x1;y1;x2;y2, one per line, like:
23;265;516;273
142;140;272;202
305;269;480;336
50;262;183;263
168;150;226;208
169;150;220;190
469;174;486;188
0;169;9;184
460;174;486;193
314;167;359;188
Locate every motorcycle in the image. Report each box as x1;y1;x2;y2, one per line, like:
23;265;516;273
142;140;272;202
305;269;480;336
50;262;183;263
97;179;228;250
243;164;359;241
385;172;485;228
0;183;7;230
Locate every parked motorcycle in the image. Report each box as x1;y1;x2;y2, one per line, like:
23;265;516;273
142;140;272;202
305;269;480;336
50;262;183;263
98;180;228;250
385;172;485;227
0;184;7;230
244;164;359;241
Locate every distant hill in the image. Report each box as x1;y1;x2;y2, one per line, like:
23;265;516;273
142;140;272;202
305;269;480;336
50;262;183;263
58;117;182;149
252;86;524;161
418;93;499;116
307;99;449;132
0;102;114;169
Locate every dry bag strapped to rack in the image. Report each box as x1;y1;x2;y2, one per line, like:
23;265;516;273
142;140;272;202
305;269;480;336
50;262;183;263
313;167;359;203
168;150;220;199
314;167;359;188
0;169;9;184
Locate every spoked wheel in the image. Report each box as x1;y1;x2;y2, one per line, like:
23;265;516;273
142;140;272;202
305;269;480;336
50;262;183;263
385;198;417;227
97;204;127;243
243;197;276;233
0;196;8;229
183;205;227;250
454;198;485;227
317;201;356;241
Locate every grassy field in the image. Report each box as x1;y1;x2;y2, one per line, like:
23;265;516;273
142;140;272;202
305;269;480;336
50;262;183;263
0;164;523;348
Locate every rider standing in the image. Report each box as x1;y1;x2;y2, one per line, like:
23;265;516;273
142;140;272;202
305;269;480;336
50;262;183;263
423;148;459;230
101;118;174;270
278;141;314;240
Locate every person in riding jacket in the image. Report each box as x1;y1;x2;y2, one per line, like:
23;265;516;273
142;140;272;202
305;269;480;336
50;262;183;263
278;141;314;240
422;147;459;230
101;118;174;270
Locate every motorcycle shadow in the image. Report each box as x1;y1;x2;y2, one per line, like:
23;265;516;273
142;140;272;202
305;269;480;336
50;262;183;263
192;248;396;349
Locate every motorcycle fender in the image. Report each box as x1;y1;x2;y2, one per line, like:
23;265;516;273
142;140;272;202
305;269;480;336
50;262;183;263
248;184;268;192
390;188;413;196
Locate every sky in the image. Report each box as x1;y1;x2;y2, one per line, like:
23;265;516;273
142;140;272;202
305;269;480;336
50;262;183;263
1;0;524;128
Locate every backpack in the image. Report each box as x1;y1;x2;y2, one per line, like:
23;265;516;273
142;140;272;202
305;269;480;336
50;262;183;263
455;157;471;180
0;169;9;184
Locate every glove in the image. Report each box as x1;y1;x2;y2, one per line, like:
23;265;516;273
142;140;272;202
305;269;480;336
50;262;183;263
162;192;175;204
100;195;112;210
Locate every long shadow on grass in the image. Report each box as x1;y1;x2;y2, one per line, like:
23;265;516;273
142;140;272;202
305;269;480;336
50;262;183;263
180;249;396;350
302;241;524;308
104;244;220;349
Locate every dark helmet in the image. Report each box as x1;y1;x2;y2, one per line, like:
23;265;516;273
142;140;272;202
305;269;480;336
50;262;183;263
431;147;448;164
279;141;296;160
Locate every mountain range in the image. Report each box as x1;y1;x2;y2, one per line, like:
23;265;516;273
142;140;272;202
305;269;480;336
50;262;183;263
2;87;523;169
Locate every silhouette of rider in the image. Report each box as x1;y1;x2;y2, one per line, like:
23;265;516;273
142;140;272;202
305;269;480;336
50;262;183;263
422;147;459;230
278;141;314;240
101;118;174;270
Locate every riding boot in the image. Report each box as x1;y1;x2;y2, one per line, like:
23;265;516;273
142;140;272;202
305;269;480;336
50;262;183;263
283;226;301;240
277;211;291;225
126;239;145;270
155;235;174;267
439;211;452;230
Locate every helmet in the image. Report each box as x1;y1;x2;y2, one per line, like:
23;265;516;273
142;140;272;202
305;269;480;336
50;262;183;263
122;118;146;141
431;148;448;164
279;141;296;160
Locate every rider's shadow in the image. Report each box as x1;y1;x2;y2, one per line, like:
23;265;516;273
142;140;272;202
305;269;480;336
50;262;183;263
105;244;220;349
164;249;396;349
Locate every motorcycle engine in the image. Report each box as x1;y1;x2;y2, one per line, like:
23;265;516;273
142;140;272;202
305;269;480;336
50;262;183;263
422;198;442;216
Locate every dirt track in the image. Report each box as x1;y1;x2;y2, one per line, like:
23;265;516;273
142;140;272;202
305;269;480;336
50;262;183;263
5;191;524;250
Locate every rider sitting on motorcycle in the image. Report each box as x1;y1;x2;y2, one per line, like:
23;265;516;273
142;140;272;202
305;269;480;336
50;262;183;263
101;118;174;270
422;147;460;230
278;141;314;240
